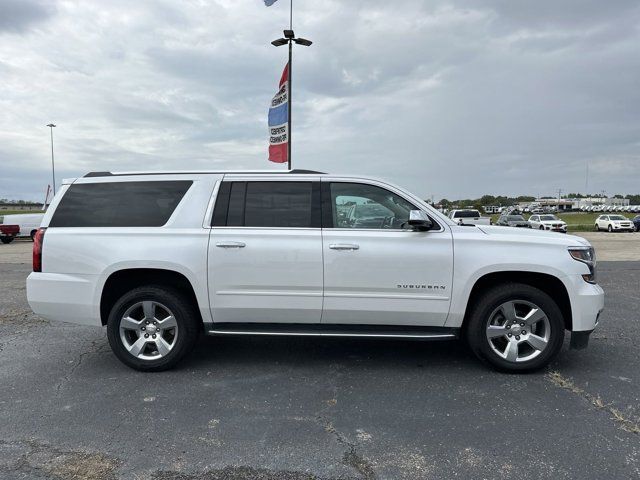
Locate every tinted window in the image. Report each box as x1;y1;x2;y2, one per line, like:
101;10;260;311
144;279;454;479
327;182;416;229
214;181;317;228
50;181;192;227
454;210;481;218
507;215;525;221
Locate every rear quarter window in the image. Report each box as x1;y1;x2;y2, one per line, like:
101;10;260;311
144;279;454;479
49;181;192;227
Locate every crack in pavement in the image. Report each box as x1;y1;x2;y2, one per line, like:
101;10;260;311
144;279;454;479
55;340;111;394
314;364;376;480
547;371;640;434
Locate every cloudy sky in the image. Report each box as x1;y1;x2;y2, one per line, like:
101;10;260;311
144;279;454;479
1;0;639;202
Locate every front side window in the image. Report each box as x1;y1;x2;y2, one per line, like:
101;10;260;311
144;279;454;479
327;182;417;229
213;181;318;228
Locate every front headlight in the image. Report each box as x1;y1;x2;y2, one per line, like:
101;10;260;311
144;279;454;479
568;246;596;284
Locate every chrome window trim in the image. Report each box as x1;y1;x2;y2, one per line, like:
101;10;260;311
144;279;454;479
203;180;221;229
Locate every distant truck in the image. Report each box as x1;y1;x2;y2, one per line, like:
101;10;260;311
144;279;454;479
448;209;492;226
0;213;44;241
0;224;20;244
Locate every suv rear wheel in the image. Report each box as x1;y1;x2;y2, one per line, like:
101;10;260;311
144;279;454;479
466;283;564;372
107;286;199;371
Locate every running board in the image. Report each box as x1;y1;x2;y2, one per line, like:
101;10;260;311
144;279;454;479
205;323;458;340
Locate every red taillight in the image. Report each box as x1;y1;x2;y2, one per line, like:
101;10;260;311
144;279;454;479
33;227;46;272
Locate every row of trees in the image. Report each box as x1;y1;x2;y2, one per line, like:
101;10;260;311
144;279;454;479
0;199;39;205
436;193;640;208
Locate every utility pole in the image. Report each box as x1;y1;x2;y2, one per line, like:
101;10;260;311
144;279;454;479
557;188;562;212
585;161;589;194
271;0;312;170
46;124;57;195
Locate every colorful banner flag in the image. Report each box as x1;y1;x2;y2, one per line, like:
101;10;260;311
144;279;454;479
268;63;289;163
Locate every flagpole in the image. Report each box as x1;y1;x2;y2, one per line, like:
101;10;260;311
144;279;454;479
287;36;292;170
270;0;311;169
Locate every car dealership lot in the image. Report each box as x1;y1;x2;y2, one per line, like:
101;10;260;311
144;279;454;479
1;239;640;479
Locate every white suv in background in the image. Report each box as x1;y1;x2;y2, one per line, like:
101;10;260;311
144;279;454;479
528;214;567;233
27;170;604;372
595;215;634;232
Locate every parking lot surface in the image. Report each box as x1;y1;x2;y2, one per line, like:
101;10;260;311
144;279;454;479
1;239;639;479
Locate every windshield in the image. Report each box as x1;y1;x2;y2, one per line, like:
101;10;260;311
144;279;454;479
352;204;391;219
506;215;525;221
454;210;480;218
540;215;558;221
609;215;627;220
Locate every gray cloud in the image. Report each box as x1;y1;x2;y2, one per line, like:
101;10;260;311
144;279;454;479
0;0;638;202
0;0;55;33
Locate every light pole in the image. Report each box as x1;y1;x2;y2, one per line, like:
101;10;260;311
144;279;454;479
46;124;56;195
271;29;312;170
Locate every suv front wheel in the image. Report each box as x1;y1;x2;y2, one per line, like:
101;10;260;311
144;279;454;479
466;283;564;372
107;286;200;371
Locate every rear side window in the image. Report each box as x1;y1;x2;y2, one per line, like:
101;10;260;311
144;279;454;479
212;181;320;228
50;181;192;227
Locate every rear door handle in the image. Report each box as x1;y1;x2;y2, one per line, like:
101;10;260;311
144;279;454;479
329;243;359;251
216;241;246;248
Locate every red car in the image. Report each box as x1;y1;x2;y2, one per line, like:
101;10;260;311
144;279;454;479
0;224;19;244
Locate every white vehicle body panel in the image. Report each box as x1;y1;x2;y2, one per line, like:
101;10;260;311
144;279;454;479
26;171;603;340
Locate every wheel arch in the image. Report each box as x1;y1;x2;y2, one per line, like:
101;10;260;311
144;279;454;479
461;271;572;333
100;268;203;327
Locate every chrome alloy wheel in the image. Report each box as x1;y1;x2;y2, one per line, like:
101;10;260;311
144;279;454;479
119;301;179;360
485;300;551;363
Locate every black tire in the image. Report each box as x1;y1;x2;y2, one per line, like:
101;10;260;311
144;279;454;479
466;283;565;373
608;225;613;232
539;225;544;230
594;224;599;231
107;286;200;371
30;230;37;241
0;237;14;244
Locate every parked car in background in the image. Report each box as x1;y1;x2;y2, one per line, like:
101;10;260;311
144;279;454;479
0;213;44;240
632;215;640;232
0;224;20;244
496;214;531;228
528;214;567;233
448;209;491;226
595;215;634;232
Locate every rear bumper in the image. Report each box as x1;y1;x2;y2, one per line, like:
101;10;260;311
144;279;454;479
27;272;101;326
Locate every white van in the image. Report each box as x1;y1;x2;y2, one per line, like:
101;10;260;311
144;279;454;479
0;213;44;240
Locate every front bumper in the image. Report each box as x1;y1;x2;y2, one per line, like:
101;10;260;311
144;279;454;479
564;274;604;335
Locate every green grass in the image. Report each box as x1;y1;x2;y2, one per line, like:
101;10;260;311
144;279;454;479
0;210;45;218
489;211;637;232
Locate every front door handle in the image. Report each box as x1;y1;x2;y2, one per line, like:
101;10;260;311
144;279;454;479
216;241;246;248
329;243;360;251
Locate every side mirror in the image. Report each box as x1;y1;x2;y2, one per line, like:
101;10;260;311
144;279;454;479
408;210;433;231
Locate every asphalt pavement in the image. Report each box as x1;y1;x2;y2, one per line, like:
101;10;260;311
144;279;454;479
0;241;639;479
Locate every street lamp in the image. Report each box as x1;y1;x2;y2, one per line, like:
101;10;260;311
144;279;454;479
46;123;56;196
271;29;312;170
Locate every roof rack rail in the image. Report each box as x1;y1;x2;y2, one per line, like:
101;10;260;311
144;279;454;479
289;169;326;174
289;169;326;175
83;169;325;177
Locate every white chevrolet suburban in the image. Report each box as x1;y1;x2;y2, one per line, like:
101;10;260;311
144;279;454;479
26;170;604;372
